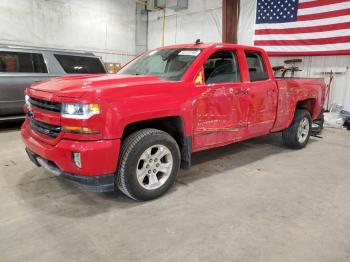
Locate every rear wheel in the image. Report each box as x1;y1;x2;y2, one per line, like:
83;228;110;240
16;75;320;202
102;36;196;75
282;109;312;149
116;128;180;201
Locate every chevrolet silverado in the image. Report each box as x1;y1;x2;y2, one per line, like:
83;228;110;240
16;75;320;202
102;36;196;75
21;43;325;201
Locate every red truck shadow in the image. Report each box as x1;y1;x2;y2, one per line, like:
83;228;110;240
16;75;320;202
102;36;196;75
0;119;24;133
15;132;317;217
176;133;316;186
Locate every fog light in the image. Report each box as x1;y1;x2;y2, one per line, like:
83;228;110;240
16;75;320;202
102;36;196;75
72;152;81;168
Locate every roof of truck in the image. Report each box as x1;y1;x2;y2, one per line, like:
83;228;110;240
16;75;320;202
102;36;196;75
159;42;265;52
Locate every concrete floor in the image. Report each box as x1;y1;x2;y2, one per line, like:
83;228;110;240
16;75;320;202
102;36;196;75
1;121;350;262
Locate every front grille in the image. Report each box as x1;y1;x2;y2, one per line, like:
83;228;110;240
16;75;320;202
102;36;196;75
30;117;61;138
29;97;61;113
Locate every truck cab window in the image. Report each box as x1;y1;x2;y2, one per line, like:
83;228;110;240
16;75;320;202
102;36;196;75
204;51;240;84
245;51;268;81
118;48;202;81
0;52;47;73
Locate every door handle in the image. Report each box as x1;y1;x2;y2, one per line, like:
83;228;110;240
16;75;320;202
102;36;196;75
229;88;240;95
268;87;277;94
240;88;249;95
229;88;249;95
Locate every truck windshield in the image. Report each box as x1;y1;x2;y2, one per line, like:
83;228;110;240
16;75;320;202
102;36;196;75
118;48;202;81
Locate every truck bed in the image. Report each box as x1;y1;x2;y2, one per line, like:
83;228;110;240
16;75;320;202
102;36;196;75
272;78;326;132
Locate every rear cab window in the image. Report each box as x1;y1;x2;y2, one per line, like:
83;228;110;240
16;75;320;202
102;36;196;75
245;51;269;82
54;54;106;74
0;51;47;73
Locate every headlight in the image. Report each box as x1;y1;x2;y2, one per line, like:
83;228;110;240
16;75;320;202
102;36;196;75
61;103;100;119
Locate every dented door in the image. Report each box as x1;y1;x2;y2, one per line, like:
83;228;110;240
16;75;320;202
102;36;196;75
192;49;249;150
193;82;249;150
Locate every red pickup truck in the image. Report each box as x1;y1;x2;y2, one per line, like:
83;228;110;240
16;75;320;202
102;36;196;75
21;43;325;200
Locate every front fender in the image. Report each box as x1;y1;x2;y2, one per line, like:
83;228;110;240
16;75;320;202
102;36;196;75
101;83;193;139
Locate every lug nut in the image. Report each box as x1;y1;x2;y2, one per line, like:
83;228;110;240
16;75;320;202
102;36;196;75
156;163;160;167
153;169;157;173
148;170;151;174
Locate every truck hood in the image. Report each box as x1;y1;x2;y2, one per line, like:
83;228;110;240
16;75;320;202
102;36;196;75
30;74;167;98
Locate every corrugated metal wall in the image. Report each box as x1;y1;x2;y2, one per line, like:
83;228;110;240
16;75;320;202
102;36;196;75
147;0;222;49
0;0;136;64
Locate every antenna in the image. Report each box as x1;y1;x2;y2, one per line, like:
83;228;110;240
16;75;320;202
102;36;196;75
195;39;203;45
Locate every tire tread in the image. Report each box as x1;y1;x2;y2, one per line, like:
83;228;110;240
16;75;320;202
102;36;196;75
117;128;179;200
282;109;311;149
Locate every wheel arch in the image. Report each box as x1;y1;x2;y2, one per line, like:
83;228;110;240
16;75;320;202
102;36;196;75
284;99;316;129
296;98;317;118
273;98;317;132
122;116;192;169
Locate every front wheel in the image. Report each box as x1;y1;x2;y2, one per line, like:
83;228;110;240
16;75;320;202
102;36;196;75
282;109;312;149
116;129;180;201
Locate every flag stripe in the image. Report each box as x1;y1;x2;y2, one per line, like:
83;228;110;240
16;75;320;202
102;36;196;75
298;2;350;16
254;28;350;40
255;35;350;46
261;42;350;52
268;50;350;56
299;0;315;3
299;0;350;9
299;0;318;3
255;15;350;29
255;21;350;35
298;8;350;21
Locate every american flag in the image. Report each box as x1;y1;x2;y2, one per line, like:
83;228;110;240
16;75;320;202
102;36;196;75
254;0;350;56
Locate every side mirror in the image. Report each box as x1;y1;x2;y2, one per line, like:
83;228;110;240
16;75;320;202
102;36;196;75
194;68;205;85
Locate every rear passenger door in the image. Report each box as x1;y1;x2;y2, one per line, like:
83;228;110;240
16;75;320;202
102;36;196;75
193;50;248;150
244;51;278;136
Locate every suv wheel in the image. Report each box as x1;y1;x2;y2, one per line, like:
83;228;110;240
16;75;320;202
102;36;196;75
282;109;312;149
116;129;180;201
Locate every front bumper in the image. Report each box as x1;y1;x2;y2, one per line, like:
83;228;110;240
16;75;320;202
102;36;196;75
26;148;115;192
21;121;121;192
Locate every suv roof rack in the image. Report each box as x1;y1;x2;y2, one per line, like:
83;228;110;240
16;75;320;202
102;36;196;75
0;44;94;55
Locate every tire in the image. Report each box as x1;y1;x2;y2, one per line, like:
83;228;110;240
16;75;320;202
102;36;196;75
116;128;180;201
282;109;312;149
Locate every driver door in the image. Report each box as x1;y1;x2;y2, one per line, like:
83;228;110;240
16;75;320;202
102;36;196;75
193;50;249;150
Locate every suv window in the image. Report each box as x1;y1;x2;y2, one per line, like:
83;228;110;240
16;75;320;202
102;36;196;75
54;54;105;74
204;51;240;84
0;51;47;73
245;51;269;81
